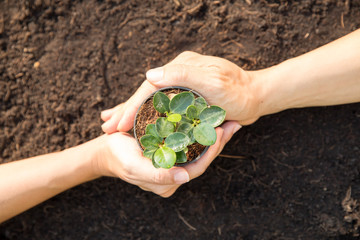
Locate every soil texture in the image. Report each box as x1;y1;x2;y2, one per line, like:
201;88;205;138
1;0;360;239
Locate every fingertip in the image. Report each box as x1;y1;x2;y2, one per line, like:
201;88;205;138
233;123;242;134
224;120;242;130
101;122;110;133
101;110;112;121
101;120;116;134
173;169;190;184
116;108;137;132
101;103;125;122
215;126;225;142
220;121;242;143
101;112;123;133
116;117;133;132
146;67;164;83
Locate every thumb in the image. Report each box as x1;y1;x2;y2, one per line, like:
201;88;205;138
136;161;190;185
146;64;207;90
153;167;190;185
185;121;241;180
116;80;158;132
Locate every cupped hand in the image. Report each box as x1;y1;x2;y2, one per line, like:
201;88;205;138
101;51;261;134
95;121;240;197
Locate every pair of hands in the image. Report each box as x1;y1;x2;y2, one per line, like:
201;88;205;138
97;29;360;197
98;52;258;197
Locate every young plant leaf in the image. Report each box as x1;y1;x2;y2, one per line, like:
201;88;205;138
194;97;207;113
164;132;190;152
154;146;176;169
176;150;187;163
193;123;217;146
169;92;195;114
143;148;157;159
156;117;175;138
167;113;182;123
180;115;193;124
145;124;162;142
188;128;196;144
199;106;226;127
177;122;193;134
186;105;198;120
153;92;170;113
152;158;161;168
140;134;161;150
177;122;195;143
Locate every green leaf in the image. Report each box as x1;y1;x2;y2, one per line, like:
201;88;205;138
177;122;195;143
176;151;187;163
194;97;207;113
186;105;198;120
199;106;226;127
188;128;196;144
140;134;161;150
154;146;176;169
169;92;195;114
177;122;193;134
156;117;175;138
180;115;193;124
164;132;190;152
193;123;217;146
145;124;162;142
152;158;161;168
153;92;170;113
167;113;182;123
143;148;157;159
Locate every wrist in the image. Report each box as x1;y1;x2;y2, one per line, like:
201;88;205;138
244;68;276;121
86;134;119;178
66;136;107;181
250;59;297;118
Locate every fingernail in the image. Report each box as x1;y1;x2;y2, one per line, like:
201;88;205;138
146;67;163;82
233;124;242;134
174;171;190;184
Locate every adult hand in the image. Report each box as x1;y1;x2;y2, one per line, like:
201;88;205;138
0;121;239;223
96;121;241;197
101;51;261;133
103;29;360;134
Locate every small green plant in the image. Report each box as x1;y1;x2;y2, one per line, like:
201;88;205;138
140;90;226;169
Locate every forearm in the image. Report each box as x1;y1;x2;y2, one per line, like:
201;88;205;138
0;138;102;223
255;29;360;116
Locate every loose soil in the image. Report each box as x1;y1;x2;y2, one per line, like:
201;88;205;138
135;88;206;164
1;0;360;239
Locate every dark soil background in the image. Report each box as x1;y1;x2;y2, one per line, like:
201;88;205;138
1;0;360;239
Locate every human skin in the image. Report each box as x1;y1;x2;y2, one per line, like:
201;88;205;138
101;29;360;134
0;121;240;223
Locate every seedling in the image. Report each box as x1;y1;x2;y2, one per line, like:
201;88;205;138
140;90;226;169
